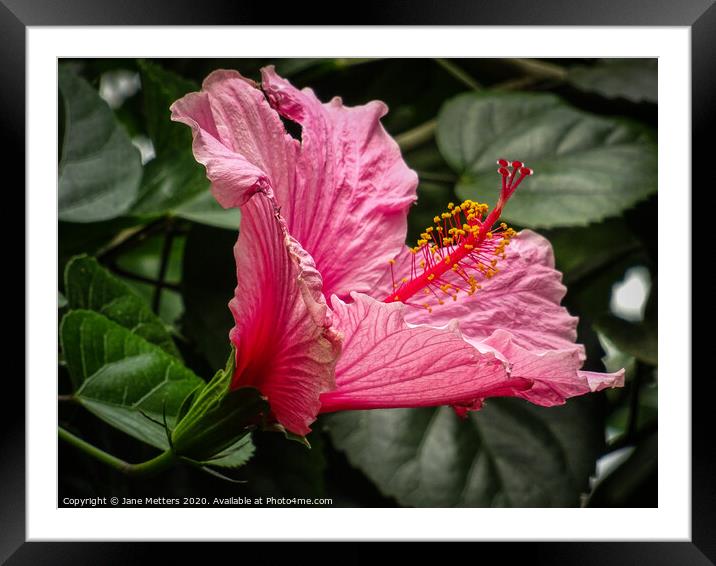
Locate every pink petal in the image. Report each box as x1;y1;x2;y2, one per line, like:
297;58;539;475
479;330;625;406
170;70;299;209
404;230;579;351
261;67;418;299
319;293;530;413
229;191;342;435
394;229;623;408
172;68;418;300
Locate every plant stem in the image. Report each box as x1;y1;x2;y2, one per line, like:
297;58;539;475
333;58;378;69
626;362;646;440
505;58;568;81
109;264;180;291
58;426;175;477
396;119;437;152
395;71;543;153
96;218;167;263
415;170;458;184
434;58;483;91
492;76;540;92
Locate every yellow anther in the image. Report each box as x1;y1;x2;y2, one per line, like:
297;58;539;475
448;202;454;209
388;259;396;265
427;274;435;281
465;244;474;251
401;277;409;283
434;216;441;223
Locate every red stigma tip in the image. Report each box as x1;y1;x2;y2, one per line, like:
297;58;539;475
498;167;510;176
520;166;533;176
510;160;523;168
497;158;509;167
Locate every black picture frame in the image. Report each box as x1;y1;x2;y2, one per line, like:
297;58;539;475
5;0;709;563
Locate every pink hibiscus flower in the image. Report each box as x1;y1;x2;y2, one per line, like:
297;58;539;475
171;67;624;436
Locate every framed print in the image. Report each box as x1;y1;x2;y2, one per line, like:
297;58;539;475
5;0;711;563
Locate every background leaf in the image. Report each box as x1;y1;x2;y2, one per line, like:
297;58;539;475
567;59;657;104
587;431;657;507
58;66;143;222
202;435;255;469
595;314;658;365
128;60;239;230
174;191;241;230
64;255;180;357
181;224;237;369
58;58;657;508
61;310;203;449
436;92;657;227
111;230;186;327
325;396;603;507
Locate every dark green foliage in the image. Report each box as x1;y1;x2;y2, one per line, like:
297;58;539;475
58;58;658;508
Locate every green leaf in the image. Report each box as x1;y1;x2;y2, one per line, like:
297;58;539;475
436;92;657;228
326;396;603;507
542;218;640;283
171;348;268;461
201;434;255;469
130;154;209;217
61;310;203;449
174;190;242;230
129;60;237;229
137;60;198;155
567;59;657;104
595;314;658;365
64;255;180;358
587;431;657;507
58;66;143;222
130;60;207;213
